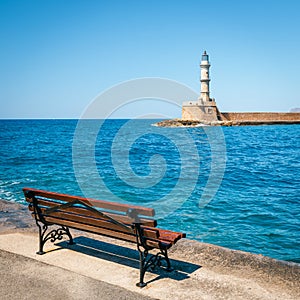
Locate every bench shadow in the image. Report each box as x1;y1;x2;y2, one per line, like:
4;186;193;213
55;236;201;285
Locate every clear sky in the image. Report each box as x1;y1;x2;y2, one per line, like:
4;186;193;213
1;0;299;119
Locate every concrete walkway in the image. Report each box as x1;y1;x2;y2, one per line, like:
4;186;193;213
0;247;153;300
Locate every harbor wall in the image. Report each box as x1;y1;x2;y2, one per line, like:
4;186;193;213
220;112;300;122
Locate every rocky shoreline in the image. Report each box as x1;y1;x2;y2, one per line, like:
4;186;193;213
0;199;36;234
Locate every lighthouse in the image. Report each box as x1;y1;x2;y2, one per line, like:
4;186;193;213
199;51;211;103
182;50;219;122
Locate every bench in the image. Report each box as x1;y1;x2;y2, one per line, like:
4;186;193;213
23;187;186;287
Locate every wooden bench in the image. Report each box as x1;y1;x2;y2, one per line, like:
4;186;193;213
23;187;186;287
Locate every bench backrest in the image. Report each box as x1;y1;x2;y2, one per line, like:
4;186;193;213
23;187;159;244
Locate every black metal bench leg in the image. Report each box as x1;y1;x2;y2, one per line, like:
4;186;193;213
64;226;74;245
35;221;74;255
161;248;174;272
36;222;47;255
136;249;147;288
136;248;174;287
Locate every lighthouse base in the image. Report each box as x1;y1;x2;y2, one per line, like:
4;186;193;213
182;99;220;122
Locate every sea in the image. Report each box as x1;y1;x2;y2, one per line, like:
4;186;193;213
0;119;299;263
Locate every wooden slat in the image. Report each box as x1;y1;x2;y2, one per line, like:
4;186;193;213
23;187;155;217
28;204;157;227
106;213;157;227
156;228;186;244
140;228;159;239
145;240;172;250
43;216;138;243
26;198;60;208
43;211;133;234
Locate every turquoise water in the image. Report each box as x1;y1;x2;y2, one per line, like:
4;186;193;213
0;119;299;263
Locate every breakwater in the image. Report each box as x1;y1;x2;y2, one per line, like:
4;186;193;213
156;112;300;127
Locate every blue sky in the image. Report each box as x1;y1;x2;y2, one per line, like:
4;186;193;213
0;0;299;118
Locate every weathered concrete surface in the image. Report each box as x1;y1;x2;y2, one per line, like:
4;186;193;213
0;199;299;300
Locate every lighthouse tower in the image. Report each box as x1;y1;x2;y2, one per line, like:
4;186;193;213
182;50;219;122
199;51;211;103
